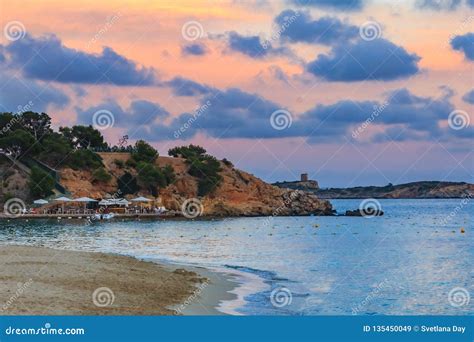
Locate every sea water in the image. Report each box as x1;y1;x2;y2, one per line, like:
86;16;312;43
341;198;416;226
0;199;472;315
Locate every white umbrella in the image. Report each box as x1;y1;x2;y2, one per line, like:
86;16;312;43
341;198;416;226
73;197;98;202
131;196;152;212
53;196;71;202
33;199;48;205
53;196;71;213
73;197;98;213
131;196;152;202
116;199;130;206
98;199;112;206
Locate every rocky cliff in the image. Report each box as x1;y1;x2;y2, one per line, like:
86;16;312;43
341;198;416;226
57;153;333;216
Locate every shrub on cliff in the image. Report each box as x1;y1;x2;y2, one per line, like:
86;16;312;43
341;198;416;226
117;172;139;195
28;166;55;198
131;140;158;163
136;162;168;196
113;159;125;169
169;145;222;196
168;145;206;159
92;167;112;183
66;149;103;170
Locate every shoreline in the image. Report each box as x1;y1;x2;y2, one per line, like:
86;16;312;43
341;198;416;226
0;244;239;316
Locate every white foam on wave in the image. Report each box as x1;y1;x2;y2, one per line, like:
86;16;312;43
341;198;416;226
210;266;270;315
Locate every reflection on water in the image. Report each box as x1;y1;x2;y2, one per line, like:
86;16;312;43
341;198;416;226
0;199;472;315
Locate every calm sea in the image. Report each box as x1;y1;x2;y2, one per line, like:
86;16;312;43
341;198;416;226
0;199;472;315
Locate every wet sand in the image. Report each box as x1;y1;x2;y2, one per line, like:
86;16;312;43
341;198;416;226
0;245;218;315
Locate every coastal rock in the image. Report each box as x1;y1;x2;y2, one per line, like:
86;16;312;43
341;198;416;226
58;153;334;217
345;209;384;217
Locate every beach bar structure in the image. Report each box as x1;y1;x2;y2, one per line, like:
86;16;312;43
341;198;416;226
130;196;153;213
73;197;98;214
98;198;130;213
53;196;72;213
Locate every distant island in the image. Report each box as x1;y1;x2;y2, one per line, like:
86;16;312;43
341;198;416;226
274;175;473;199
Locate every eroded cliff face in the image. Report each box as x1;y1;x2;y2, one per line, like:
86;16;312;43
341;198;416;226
58;153;333;216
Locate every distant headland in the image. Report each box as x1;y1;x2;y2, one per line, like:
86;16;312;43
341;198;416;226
273;174;473;199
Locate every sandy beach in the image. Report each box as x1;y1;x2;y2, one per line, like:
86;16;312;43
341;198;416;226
0;245;214;315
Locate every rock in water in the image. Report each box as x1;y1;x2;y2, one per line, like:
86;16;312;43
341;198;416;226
345;209;384;217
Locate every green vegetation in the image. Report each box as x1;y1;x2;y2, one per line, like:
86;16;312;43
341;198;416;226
0;112;226;198
59;125;107;150
28;166;55;198
117;172;139;195
168;144;222;196
113;159;125;169
0;111;107;171
66;149;103;170
132;140;158;163
168;144;206;159
222;158;233;167
123;140;175;196
136;162;167;196
92;167;112;183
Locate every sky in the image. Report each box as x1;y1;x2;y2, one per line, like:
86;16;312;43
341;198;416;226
0;0;473;187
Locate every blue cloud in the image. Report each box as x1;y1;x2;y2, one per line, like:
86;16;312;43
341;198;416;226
181;43;208;56
289;0;364;11
0;70;69;112
415;0;461;10
306;38;421;81
462;89;474;104
5;34;157;86
226;31;288;58
274;10;358;45
450;32;474;60
468;0;474;7
130;87;458;144
71;85;88;98
164;76;215;96
76;99;169;127
0;45;5;63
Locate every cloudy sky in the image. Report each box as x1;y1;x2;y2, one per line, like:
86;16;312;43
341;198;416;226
0;0;473;187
